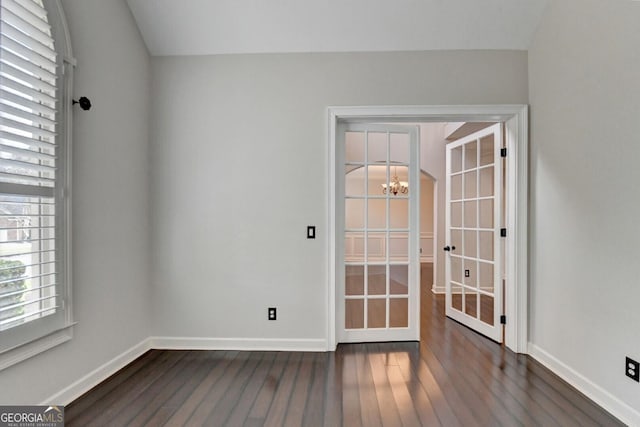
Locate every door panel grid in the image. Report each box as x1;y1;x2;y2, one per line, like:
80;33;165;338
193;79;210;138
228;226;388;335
445;123;503;342
339;124;418;343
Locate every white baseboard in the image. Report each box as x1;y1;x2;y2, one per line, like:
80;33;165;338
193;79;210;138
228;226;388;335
41;337;152;406
528;343;640;427
431;285;445;294
149;336;328;352
41;336;327;406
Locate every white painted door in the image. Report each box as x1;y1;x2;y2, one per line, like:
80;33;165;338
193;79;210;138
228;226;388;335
338;124;420;343
445;124;503;342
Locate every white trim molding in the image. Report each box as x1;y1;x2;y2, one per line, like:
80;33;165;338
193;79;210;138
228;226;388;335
433;286;494;295
150;337;327;352
41;337;152;405
529;344;640;427
328;105;528;353
0;325;74;372
40;336;327;406
504;109;529;354
344;232;430;262
431;285;446;294
419;232;434;262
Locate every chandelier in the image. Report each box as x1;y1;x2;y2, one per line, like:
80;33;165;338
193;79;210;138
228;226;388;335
381;167;408;196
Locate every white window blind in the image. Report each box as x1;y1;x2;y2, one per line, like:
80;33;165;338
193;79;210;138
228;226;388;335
0;0;61;336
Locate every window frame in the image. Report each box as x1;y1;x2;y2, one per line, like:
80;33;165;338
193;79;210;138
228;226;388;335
0;0;75;371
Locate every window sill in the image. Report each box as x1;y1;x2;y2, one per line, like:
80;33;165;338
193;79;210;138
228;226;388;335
0;323;76;372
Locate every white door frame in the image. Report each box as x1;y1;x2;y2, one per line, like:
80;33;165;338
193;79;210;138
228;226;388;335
327;105;528;354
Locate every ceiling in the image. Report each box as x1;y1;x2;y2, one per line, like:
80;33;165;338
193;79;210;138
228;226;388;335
126;0;549;56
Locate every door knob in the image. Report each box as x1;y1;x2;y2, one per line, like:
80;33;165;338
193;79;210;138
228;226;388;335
443;246;456;252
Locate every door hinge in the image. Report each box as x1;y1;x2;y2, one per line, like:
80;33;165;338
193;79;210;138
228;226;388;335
500;148;507;158
500;228;507;237
500;315;506;325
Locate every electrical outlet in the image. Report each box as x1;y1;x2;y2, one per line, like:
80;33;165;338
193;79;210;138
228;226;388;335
626;357;639;382
465;269;470;278
268;307;277;321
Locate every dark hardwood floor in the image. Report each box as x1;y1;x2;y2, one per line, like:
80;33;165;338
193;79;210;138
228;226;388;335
66;269;624;426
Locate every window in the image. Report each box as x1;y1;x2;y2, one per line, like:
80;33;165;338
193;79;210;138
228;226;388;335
0;0;72;362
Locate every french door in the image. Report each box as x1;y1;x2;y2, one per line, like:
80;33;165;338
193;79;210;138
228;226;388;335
445;123;504;342
337;123;419;343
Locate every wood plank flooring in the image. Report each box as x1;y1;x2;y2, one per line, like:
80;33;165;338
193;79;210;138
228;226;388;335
66;267;624;426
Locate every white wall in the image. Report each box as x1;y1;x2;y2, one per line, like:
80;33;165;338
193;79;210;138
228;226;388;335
419;123;447;290
0;0;151;404
149;51;528;342
529;0;640;422
420;174;434;236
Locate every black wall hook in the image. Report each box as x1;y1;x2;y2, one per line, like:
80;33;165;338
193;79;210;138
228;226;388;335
72;96;92;111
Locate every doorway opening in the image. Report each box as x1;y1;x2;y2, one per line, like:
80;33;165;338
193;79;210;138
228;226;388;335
328;105;528;354
419;171;436;299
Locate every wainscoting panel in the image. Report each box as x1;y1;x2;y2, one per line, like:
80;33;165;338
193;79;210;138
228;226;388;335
345;232;433;262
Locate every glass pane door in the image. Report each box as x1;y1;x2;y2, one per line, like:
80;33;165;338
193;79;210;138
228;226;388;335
339;124;419;343
445;123;503;342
